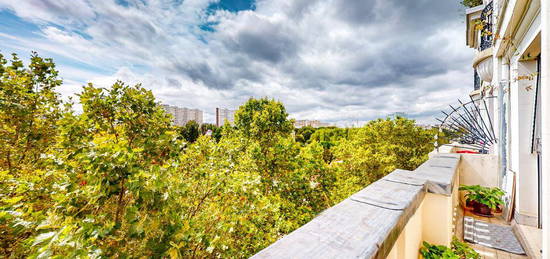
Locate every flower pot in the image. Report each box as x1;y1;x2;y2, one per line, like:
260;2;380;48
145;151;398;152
465;199;475;210
473;202;493;217
495;204;503;214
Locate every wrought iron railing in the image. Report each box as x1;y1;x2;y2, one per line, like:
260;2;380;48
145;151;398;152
436;96;497;153
474;70;481;91
479;1;493;51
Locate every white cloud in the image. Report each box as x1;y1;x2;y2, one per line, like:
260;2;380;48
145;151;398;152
0;0;475;125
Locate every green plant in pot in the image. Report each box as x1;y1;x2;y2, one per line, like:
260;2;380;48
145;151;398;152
420;237;480;259
459;185;505;217
459;185;479;209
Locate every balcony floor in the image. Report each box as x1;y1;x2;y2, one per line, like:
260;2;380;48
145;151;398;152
458;210;529;259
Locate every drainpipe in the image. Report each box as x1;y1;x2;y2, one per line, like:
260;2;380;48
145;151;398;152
499;62;509;187
541;0;549;255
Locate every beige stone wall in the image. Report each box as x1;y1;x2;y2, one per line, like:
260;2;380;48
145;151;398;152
458;154;499;187
388;172;460;258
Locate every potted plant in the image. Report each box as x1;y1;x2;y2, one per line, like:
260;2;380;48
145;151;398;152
420;237;480;259
459;185;505;217
459;185;479;209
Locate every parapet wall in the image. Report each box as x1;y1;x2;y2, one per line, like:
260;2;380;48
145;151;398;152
252;153;461;259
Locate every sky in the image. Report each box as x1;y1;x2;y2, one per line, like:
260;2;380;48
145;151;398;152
0;0;474;126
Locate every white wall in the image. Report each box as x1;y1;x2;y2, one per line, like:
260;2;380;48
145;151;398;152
509;58;539;221
540;0;549;255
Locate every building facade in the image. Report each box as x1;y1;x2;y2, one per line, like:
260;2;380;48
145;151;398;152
162;104;203;126
294;119;330;128
216;108;236;127
388;112;408;119
465;0;548;253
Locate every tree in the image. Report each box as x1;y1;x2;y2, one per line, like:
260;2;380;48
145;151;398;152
309;127;350;162
0;52;63;256
230;98;333;234
231;98;297;182
200;123;222;142
26;81;182;257
0;54;438;258
0;52;62;172
234;97;294;143
180;120;200;143
329;117;435;202
294;126;316;144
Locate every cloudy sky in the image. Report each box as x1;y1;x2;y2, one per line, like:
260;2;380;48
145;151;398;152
0;0;473;126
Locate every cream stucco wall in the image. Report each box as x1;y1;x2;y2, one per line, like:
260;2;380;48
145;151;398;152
459;154;499;187
387;166;460;259
387;202;423;259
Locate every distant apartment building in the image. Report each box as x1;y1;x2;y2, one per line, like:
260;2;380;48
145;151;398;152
388;112;408;119
294;120;330;128
162;104;203;126
415;124;435;129
216;108;236;127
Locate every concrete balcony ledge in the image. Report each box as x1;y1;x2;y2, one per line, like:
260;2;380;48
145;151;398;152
252;154;461;259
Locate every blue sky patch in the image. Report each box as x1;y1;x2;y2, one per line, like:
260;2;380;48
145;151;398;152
207;0;255;13
0;10;42;38
115;0;130;7
199;0;255;31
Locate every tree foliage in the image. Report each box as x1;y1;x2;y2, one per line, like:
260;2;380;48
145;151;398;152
234;97;294;143
1;53;437;258
460;0;482;8
179;120;201;143
329;117;435;201
0;52;62;172
0;53;63;255
294;126;316;144
200;123;222;142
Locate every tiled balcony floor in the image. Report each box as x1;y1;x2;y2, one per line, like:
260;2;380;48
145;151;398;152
515;223;542;258
458;210;528;259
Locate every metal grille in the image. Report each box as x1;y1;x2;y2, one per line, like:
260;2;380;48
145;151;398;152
479;1;493;51
474;70;481;91
436;96;496;153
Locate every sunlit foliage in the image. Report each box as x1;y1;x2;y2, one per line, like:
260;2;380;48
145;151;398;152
0;53;437;258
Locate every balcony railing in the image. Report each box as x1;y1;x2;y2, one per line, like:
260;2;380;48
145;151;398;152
479;1;493;51
474;69;481;91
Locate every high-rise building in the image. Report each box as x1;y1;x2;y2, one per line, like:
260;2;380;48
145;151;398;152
216;108;236;127
162;104;203;126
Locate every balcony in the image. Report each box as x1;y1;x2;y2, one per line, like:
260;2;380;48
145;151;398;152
479;1;493;52
466;1;494;84
474;69;481;91
252;144;541;258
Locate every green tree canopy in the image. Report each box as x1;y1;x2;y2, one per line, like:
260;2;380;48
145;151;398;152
329;117;435;201
179;120;201;143
0;52;62;172
0;53;63;255
234;97;294;142
1;53;438;258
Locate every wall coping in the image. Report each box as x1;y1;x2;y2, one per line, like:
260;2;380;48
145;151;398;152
251;153;461;259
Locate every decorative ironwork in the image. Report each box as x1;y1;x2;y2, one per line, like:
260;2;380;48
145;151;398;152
479;1;493;51
474;70;481;91
436;96;496;153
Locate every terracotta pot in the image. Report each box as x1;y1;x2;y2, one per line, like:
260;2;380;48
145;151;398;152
473;202;493;217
